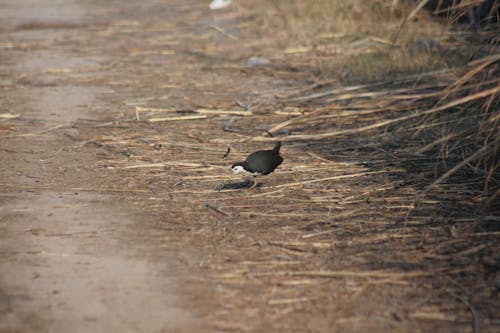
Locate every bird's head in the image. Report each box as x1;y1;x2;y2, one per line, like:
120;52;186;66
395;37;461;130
231;162;246;173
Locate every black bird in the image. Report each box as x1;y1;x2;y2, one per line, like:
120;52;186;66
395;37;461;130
231;142;283;175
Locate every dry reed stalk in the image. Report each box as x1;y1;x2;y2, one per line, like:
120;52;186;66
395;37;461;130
121;161;223;169
148;115;208;122
300;211;369;229
268;297;310;305
230;188;284;199
0;183;51;190
438;53;500;104
113;162;165;169
301;229;338;239
204;203;229;216
135;106;177;113
277;279;316;286
273;110;304;116
209;25;239;41
136;106;252;121
284;82;378;103
238;261;303;266
250;267;459;279
272;171;388;188
450;292;478;333
196;109;251;116
254;85;500;142
284;69;454;103
392;0;430;46
455;244;490;257
0;113;19;120
416;133;457;154
269;241;333;250
347;233;421;245
425;145;489;191
70;187;151;193
268;108;325;134
239;212;328;218
182;175;229;180
409;311;455;321
0;124;65;139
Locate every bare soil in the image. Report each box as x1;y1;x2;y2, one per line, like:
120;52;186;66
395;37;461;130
0;1;498;333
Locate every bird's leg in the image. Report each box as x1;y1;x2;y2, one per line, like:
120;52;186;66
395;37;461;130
248;176;260;190
248;181;258;190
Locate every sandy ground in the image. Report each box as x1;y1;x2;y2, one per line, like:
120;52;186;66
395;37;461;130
1;0;498;332
0;1;204;332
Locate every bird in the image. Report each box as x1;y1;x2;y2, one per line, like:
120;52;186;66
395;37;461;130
231;142;283;176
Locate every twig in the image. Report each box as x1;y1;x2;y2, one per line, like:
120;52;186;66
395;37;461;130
204;203;229;216
450;292;478;333
209;24;239;41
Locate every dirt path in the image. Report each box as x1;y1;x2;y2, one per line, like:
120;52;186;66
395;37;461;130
1;1;498;332
0;1;203;332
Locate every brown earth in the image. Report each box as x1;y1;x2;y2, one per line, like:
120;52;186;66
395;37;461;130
0;1;498;333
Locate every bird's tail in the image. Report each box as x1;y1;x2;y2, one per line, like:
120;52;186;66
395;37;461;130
272;141;281;154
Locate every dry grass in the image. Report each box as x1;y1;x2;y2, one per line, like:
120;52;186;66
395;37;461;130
246;0;403;42
255;53;499;209
6;0;493;330
240;0;475;81
234;0;500;211
62;2;499;330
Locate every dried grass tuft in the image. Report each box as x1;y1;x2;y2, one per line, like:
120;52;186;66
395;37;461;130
252;51;499;209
